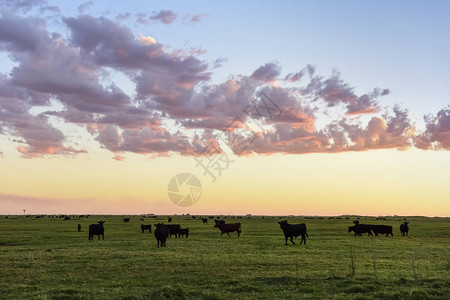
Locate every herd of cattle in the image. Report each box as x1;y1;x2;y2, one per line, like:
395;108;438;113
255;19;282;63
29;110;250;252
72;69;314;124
81;217;411;247
348;220;409;237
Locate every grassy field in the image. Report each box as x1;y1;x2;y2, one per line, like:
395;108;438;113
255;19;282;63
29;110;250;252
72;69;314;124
0;215;449;299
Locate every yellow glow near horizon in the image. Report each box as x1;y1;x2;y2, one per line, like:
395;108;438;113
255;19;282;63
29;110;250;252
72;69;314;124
0;148;449;216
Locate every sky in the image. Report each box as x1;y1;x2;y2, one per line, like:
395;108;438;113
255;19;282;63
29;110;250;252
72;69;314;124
0;0;449;216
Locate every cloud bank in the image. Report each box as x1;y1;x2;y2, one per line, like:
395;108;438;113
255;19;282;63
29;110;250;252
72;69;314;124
0;6;448;159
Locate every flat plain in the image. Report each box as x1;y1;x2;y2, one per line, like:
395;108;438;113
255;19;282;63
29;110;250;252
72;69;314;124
0;215;449;299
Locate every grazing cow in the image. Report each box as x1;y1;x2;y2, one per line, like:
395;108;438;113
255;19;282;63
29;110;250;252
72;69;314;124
202;218;208;224
123;218;130;222
77;224;81;232
168;217;172;223
141;224;152;233
278;220;308;245
166;224;182;238
179;228;189;238
400;222;409;237
372;225;393;237
214;220;241;237
154;223;169;247
348;225;373;237
63;216;70;221
89;221;105;240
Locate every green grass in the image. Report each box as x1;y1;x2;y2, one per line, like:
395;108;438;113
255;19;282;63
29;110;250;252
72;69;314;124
0;215;449;299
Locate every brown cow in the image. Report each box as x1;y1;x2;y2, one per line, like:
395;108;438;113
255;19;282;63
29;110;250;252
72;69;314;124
214;220;241;237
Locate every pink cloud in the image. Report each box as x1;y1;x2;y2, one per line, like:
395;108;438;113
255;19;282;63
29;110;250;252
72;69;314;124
189;13;208;23
415;106;450;150
0;10;447;160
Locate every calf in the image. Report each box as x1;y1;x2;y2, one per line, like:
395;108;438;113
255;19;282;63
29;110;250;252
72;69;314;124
154;223;169;247
348;224;373;237
400;222;409;237
123;218;130;223
89;221;105;240
278;220;308;245
372;225;393;237
202;218;208;224
141;224;152;233
166;224;182;238
214;221;241;237
77;224;81;232
178;228;189;238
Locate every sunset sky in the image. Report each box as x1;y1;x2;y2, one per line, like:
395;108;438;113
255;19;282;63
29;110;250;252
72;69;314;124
0;1;449;216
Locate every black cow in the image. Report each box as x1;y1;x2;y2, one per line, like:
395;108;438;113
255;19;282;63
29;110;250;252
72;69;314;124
214;220;226;225
278;220;308;245
214;221;241;237
179;228;189;238
400;222;409;237
123;218;130;223
154;223;169;247
89;221;105;240
63;216;70;221
372;225;393;237
77;224;81;232
348;225;373;237
141;224;152;233
166;224;182;238
202;218;208;224
168;217;172;223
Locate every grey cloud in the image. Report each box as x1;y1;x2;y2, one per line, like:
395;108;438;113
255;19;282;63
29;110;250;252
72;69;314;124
78;1;93;14
149;10;177;25
250;62;281;83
